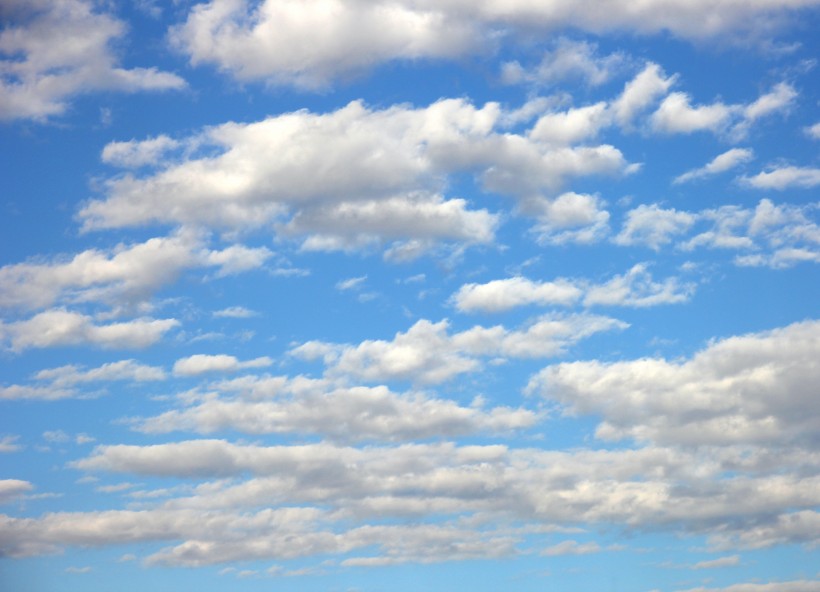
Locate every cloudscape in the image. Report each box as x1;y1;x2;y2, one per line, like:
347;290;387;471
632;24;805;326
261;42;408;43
1;1;819;591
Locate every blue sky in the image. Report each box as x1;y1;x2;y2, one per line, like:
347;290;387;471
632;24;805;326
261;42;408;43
1;1;819;591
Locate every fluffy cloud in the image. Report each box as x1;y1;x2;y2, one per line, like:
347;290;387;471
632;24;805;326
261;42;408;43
452;276;583;313
79;98;636;256
528;320;820;447
291;314;627;384
101;136;182;169
501;38;628;86
0;479;33;504
0;310;178;352
615;204;697;250
135;379;536;441
740;165;820;189
672;581;820;592
172;354;273;376
0;0;184;121
451;264;692;313
582;264;695;307
674;148;755;184
530;192;612;245
170;0;815;87
0;230;272;314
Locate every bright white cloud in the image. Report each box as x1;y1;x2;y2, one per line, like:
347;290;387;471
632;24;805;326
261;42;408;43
528;320;820;447
615;204;697;250
0;231;272;313
213;307;258;319
531;192;611;245
78;98;634;254
34;360;166;387
173;354;273;376
292;314;627;384
136;380;536;441
583;264;695;307
101;136;181;169
674;148;755;184
170;0;816;87
0;310;178;352
452;276;583;313
740;165;820;189
0;0;185;121
610;62;676;126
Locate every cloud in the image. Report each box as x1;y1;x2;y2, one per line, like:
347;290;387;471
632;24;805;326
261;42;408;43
672;581;820;592
77;98;633;253
34;360;166;387
501;38;628;87
0;310;178;352
541;539;602;556
610;62;676;126
806;122;820;139
583;264;695;307
212;307;258;319
169;0;815;87
101;136;181;169
530;192;611;245
0;436;22;453
292;314;627;384
0;479;33;504
527;320;820;447
0;230;272;314
615;204;697;250
740;165;820;189
691;555;741;569
0;0;185;121
674;148;755;184
452;277;583;313
135;379;537;442
173;355;273;376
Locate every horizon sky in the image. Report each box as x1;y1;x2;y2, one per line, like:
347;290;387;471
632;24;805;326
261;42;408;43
1;1;820;591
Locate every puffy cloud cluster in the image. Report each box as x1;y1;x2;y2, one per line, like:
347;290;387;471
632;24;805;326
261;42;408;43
170;0;818;87
0;0;184;121
291;314;627;384
528;320;820;447
452;263;694;313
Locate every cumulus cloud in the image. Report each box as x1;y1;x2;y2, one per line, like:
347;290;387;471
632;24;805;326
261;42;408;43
583;264;695;307
740;165;820;189
212;307;258;319
135;379;537;442
674;148;755;184
528;320;820;447
169;0;815;87
172;355;273;376
615;204;697;250
0;0;185;121
0;309;178;352
531;192;612;245
291;314;627;384
34;360;166;387
101;136;182;169
806;122;820;139
0;479;33;504
0;230;272;313
452;276;583;313
77;98;637;255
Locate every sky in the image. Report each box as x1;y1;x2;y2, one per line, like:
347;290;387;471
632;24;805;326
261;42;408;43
1;1;819;591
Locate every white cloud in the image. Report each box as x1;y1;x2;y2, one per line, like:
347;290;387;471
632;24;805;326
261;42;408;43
806;122;820;139
541;539;602;556
531;192;611;245
527;320;820;447
101;136;182;169
583;264;695;307
0;0;185;121
78;98;633;252
173;355;273;376
452;277;583;313
530;102;610;145
213;307;258;319
0;479;33;504
0;435;22;453
170;0;815;87
34;360;166;387
610;62;676;127
293;314;627;384
0;309;178;352
740;165;820;189
674;148;755;184
0;230;272;313
135;380;537;442
501;38;628;87
615;204;697;250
